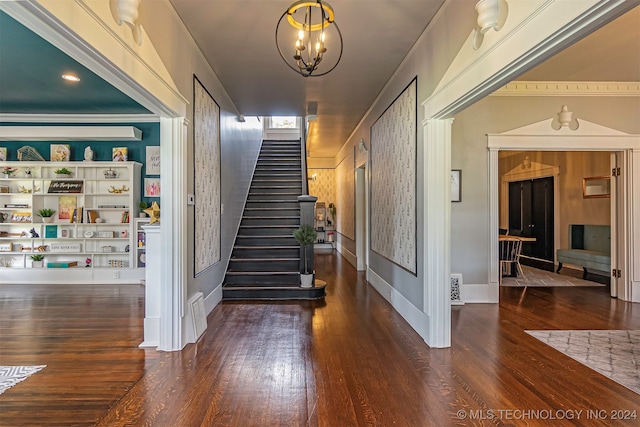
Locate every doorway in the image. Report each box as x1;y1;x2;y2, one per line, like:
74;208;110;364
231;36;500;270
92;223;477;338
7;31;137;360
355;164;369;272
508;177;554;270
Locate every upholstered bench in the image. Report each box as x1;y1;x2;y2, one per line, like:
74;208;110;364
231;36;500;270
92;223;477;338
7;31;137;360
557;224;610;278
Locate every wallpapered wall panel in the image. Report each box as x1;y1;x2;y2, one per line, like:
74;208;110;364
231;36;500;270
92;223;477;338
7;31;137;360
336;148;355;240
194;77;221;275
370;79;417;274
308;168;336;205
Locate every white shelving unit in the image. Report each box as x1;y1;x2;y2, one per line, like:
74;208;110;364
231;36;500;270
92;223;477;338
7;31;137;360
0;161;143;284
134;216;150;269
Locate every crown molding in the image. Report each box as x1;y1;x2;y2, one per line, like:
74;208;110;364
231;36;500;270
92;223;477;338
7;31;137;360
0;113;160;123
491;81;640;96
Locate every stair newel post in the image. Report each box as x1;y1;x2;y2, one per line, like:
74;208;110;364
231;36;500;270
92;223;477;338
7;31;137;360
297;195;318;281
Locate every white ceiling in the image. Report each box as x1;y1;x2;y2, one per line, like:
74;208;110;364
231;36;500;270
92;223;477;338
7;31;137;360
168;1;640;158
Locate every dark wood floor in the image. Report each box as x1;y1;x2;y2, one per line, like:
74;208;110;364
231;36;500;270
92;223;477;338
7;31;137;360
1;252;639;426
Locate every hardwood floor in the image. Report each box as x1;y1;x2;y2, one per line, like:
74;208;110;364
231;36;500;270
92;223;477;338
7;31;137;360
1;252;639;426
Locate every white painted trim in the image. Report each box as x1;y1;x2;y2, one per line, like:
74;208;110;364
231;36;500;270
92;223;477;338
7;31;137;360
204;283;223;316
422;118;452;348
367;268;431;345
422;0;638;118
0;125;142;141
336;239;357;268
492;81;640;97
462;283;498;304
0;114;160;123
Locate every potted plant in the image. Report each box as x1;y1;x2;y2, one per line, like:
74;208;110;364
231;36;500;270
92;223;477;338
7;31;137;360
2;167;17;178
31;254;45;268
54;167;73;178
38;208;56;223
328;202;337;225
293;224;317;288
139;201;149;218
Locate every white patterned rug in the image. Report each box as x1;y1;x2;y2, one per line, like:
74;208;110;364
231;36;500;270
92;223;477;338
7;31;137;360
0;365;46;395
526;330;640;394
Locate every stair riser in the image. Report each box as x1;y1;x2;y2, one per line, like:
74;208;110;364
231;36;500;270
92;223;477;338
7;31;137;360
232;248;300;258
244;208;300;217
248;193;301;201
241;218;300;227
222;286;326;300
224;274;299;286
254;167;300;173
235;236;297;245
251;175;301;181
238;227;298;236
249;188;302;195
228;260;299;272
245;202;299;209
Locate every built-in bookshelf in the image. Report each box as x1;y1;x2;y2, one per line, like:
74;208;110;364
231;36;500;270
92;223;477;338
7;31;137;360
0;161;144;283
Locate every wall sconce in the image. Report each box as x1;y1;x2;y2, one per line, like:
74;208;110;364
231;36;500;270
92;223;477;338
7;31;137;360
472;0;509;50
110;0;143;46
308;173;317;182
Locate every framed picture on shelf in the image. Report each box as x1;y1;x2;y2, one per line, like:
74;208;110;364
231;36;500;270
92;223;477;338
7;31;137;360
58;196;77;220
144;178;161;197
50;144;70;162
45;225;58;238
112;147;128;161
0;147;6;161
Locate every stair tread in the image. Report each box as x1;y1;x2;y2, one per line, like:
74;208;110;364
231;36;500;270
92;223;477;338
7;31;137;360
230;257;299;261
234;245;299;249
242;216;299;219
225;271;298;275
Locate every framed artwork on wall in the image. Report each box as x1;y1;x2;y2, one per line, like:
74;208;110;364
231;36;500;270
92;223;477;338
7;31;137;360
146;146;160;175
193;76;221;276
50;144;70;162
144;178;161;197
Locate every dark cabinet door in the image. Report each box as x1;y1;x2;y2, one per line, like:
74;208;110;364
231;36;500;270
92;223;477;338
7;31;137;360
508;177;554;262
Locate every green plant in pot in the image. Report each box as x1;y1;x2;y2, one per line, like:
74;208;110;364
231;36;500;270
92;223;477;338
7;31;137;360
30;254;45;268
38;208;56;223
54;167;72;177
139;201;149;217
293;224;317;288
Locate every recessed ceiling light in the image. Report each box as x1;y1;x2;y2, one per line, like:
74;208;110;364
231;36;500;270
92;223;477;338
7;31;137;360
61;74;80;82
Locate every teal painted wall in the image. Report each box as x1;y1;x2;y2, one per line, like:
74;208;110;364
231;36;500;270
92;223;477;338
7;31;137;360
0;121;160;205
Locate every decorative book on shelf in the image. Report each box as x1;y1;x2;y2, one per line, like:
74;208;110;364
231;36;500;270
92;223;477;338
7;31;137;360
47;261;78;268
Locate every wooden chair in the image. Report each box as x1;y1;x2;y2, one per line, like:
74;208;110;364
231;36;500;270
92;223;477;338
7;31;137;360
499;237;525;284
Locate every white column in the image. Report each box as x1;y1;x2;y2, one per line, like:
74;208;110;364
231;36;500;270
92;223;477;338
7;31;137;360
139;224;161;348
158;117;189;351
630;148;640;302
422;118;453;348
488;148;500;297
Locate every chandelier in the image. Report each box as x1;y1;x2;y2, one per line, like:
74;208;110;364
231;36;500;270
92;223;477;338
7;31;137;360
275;0;343;77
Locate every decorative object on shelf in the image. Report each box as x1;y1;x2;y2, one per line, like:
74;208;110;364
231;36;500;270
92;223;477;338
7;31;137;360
108;185;129;193
85;257;92;267
17;146;45;161
84;230;95;238
31;254;45;268
48;181;83;194
38;208;56;223
84;146;94;161
0;257;14;268
50;144;71;162
0;185;8;194
0;147;6;161
138;201;148;217
293;224;317;288
2;166;17;178
328;202;336;225
103;167;118;179
112;147;128;162
54;167;73;178
44;225;58;238
29;228;39;238
144;201;160;225
24;167;32;176
275;0;343;77
0;213;7;223
19;185;40;193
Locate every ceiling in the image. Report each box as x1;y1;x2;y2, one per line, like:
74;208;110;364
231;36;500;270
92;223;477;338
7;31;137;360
0;3;638;159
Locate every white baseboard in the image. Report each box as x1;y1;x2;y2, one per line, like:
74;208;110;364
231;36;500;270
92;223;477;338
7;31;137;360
367;268;430;344
632;281;640;303
204;283;223;315
463;283;499;303
336;241;357;268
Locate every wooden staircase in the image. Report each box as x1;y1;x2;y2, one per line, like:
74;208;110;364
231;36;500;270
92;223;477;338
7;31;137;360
222;140;326;300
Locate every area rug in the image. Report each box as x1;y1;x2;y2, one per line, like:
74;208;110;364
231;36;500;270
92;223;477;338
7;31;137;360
0;365;46;395
501;266;605;287
526;330;640;394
